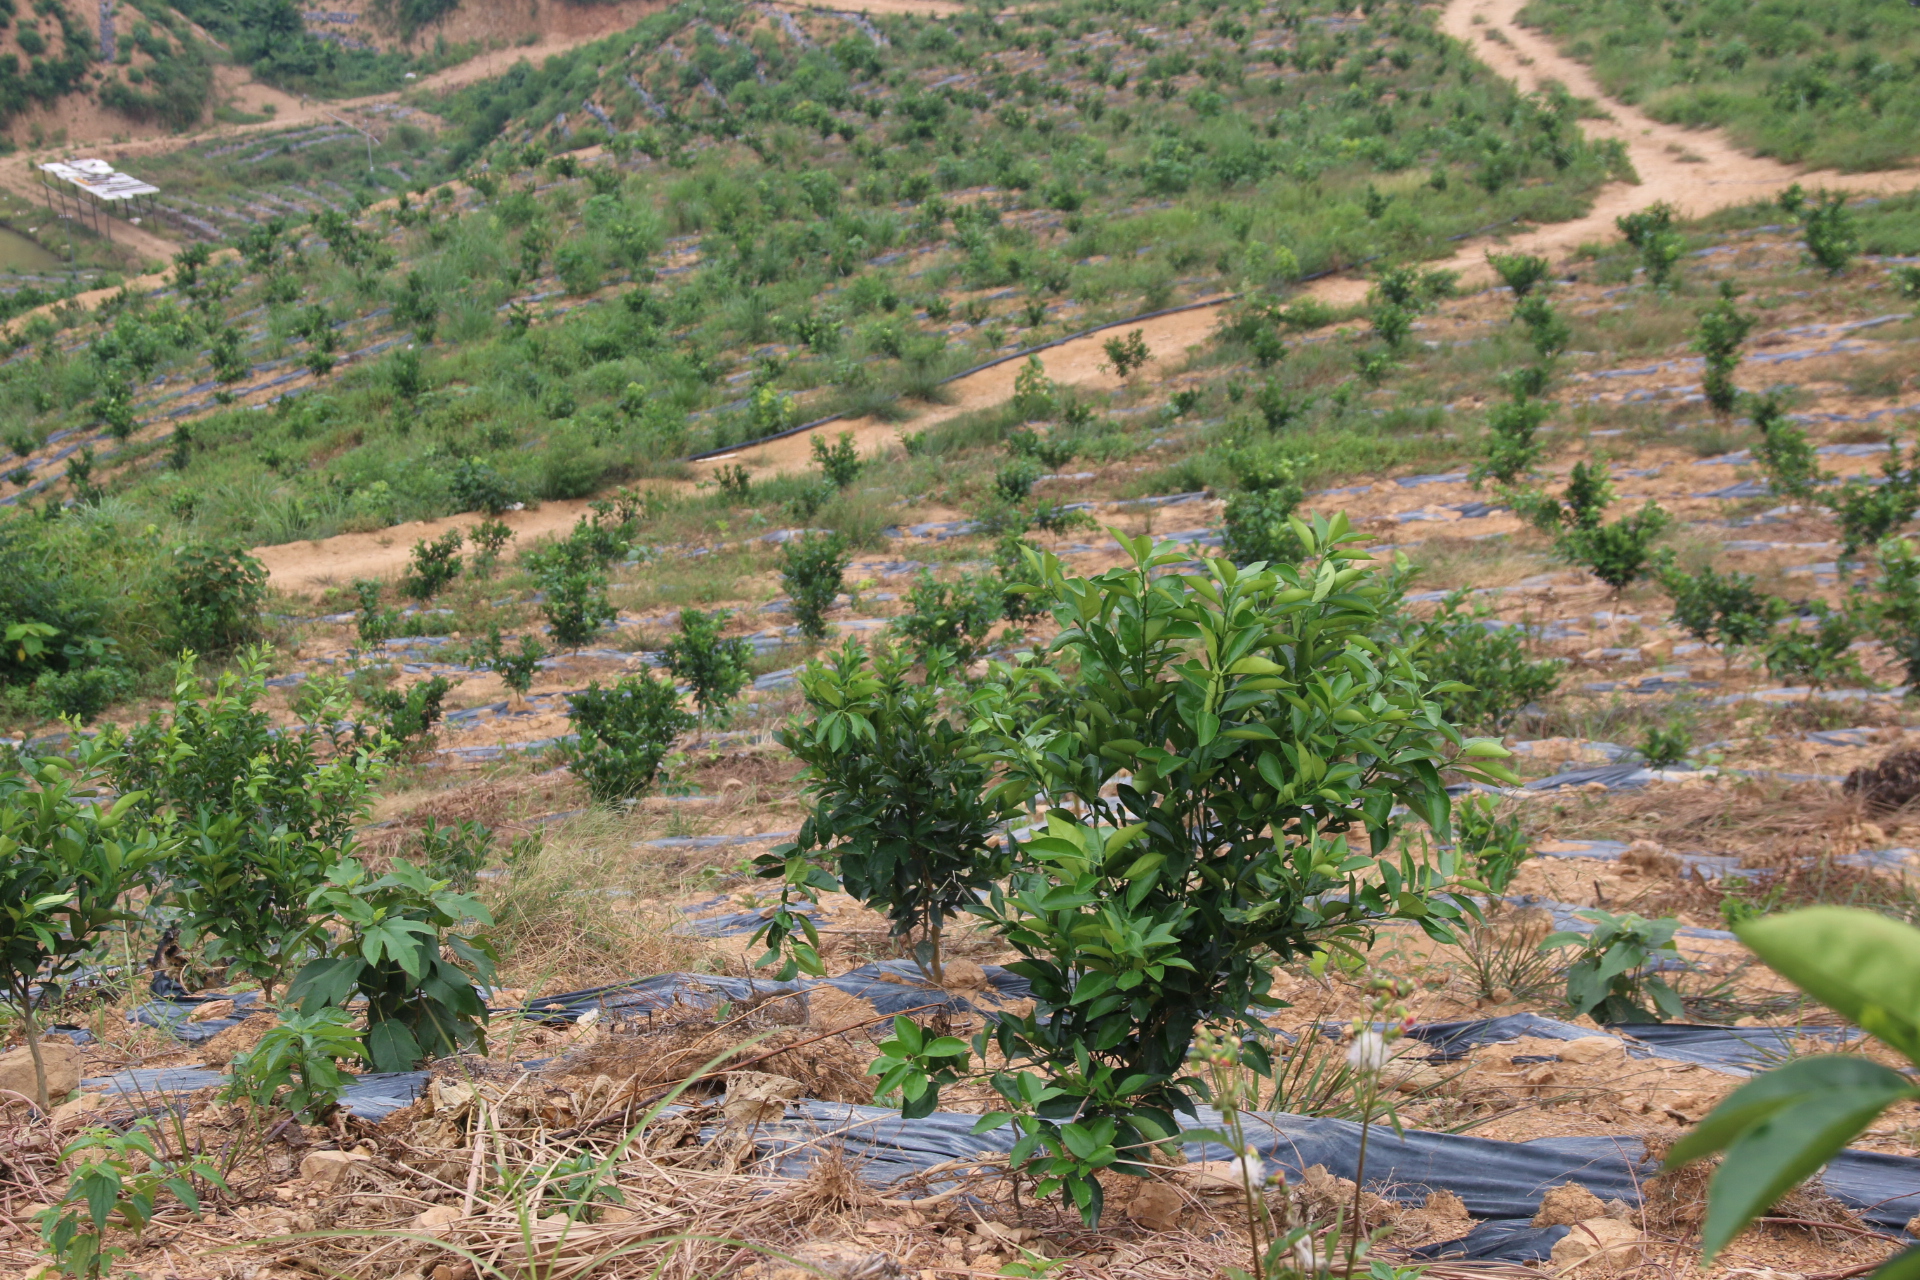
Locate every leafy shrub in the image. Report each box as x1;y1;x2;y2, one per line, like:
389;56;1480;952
36;1119;225;1280
1;742;168;1108
1220;451;1306;567
111;656;385;1001
542;570;617;647
1560;502;1671;592
223;1006;367;1122
781;531;852;643
1486;251;1551;297
1750;391;1823;501
756;641;1010;989
1013;355;1057;419
1691;282;1756;415
1101;329;1150;376
1895;263;1920;309
1512;293;1571;359
995;456;1042;502
1868;536;1920;685
469;518;515;577
22;663;132;723
412;816;493;891
1472;397;1552;485
1800;190;1858;275
362;674;454;758
1252;381;1309;433
170;544;268;655
1616;202;1684;289
1542;910;1685;1022
1455;794;1533;896
661;607;753;722
401;529;463;600
561;672;695;802
891;570;1002;668
289;858;497;1072
1660;563;1781;669
945;526;1512;1221
353;578;400;645
1763;600;1866;692
1827;436;1920;557
468;625;546;700
450;458;522;516
1638;724;1692;767
1408;591;1564;732
812;431;862;487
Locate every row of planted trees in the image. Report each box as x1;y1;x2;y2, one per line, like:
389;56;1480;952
7;512;1916;1276
1;652;496;1111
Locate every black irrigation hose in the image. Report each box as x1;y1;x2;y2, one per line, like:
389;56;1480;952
684;217;1521;465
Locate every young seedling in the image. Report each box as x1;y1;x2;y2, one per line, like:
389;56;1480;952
661;607;754;724
1692;282;1756;415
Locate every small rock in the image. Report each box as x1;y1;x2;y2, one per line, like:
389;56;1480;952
432;1265;477;1280
186;998;238;1023
939;959;987;990
1549;1217;1644;1269
412;1205;463;1236
1534;1183;1609;1228
745;1242;902;1280
1126;1182;1184;1232
50;1092;107;1127
1557;1036;1627;1065
1180;1160;1245;1194
0;1040;81;1103
299;1149;372;1188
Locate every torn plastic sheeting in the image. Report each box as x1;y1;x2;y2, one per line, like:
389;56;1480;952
1399;1012;1850;1078
519;960;1035;1024
84;1067;431;1121
1613;1022;1857;1073
751;1101;1920;1259
1400;1012;1608;1059
1224;1118;1920;1247
1507;896;1737;942
678;905;827;937
129;989;263;1044
1412;1220;1568;1262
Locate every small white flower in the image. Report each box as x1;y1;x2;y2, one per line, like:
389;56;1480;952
1346;1028;1391;1073
1228;1147;1265;1187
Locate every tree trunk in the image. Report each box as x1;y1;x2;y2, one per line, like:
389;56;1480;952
928;918;944;987
21;1000;50;1112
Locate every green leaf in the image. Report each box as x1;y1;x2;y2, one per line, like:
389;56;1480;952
1676;1055;1918;1260
1868;1243;1920;1280
1738;908;1920;1064
366;1017;424;1074
890;1014;924;1056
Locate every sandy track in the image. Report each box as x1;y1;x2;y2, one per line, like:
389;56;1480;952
695;303;1228;477
1414;0;1920;282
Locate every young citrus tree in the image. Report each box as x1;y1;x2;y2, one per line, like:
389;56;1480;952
902;522;1513;1222
1;743;171;1108
753;642;1013;990
105;654;389;999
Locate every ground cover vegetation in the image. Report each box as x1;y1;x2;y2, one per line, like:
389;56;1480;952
1519;0;1920;171
9;0;1920;1277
